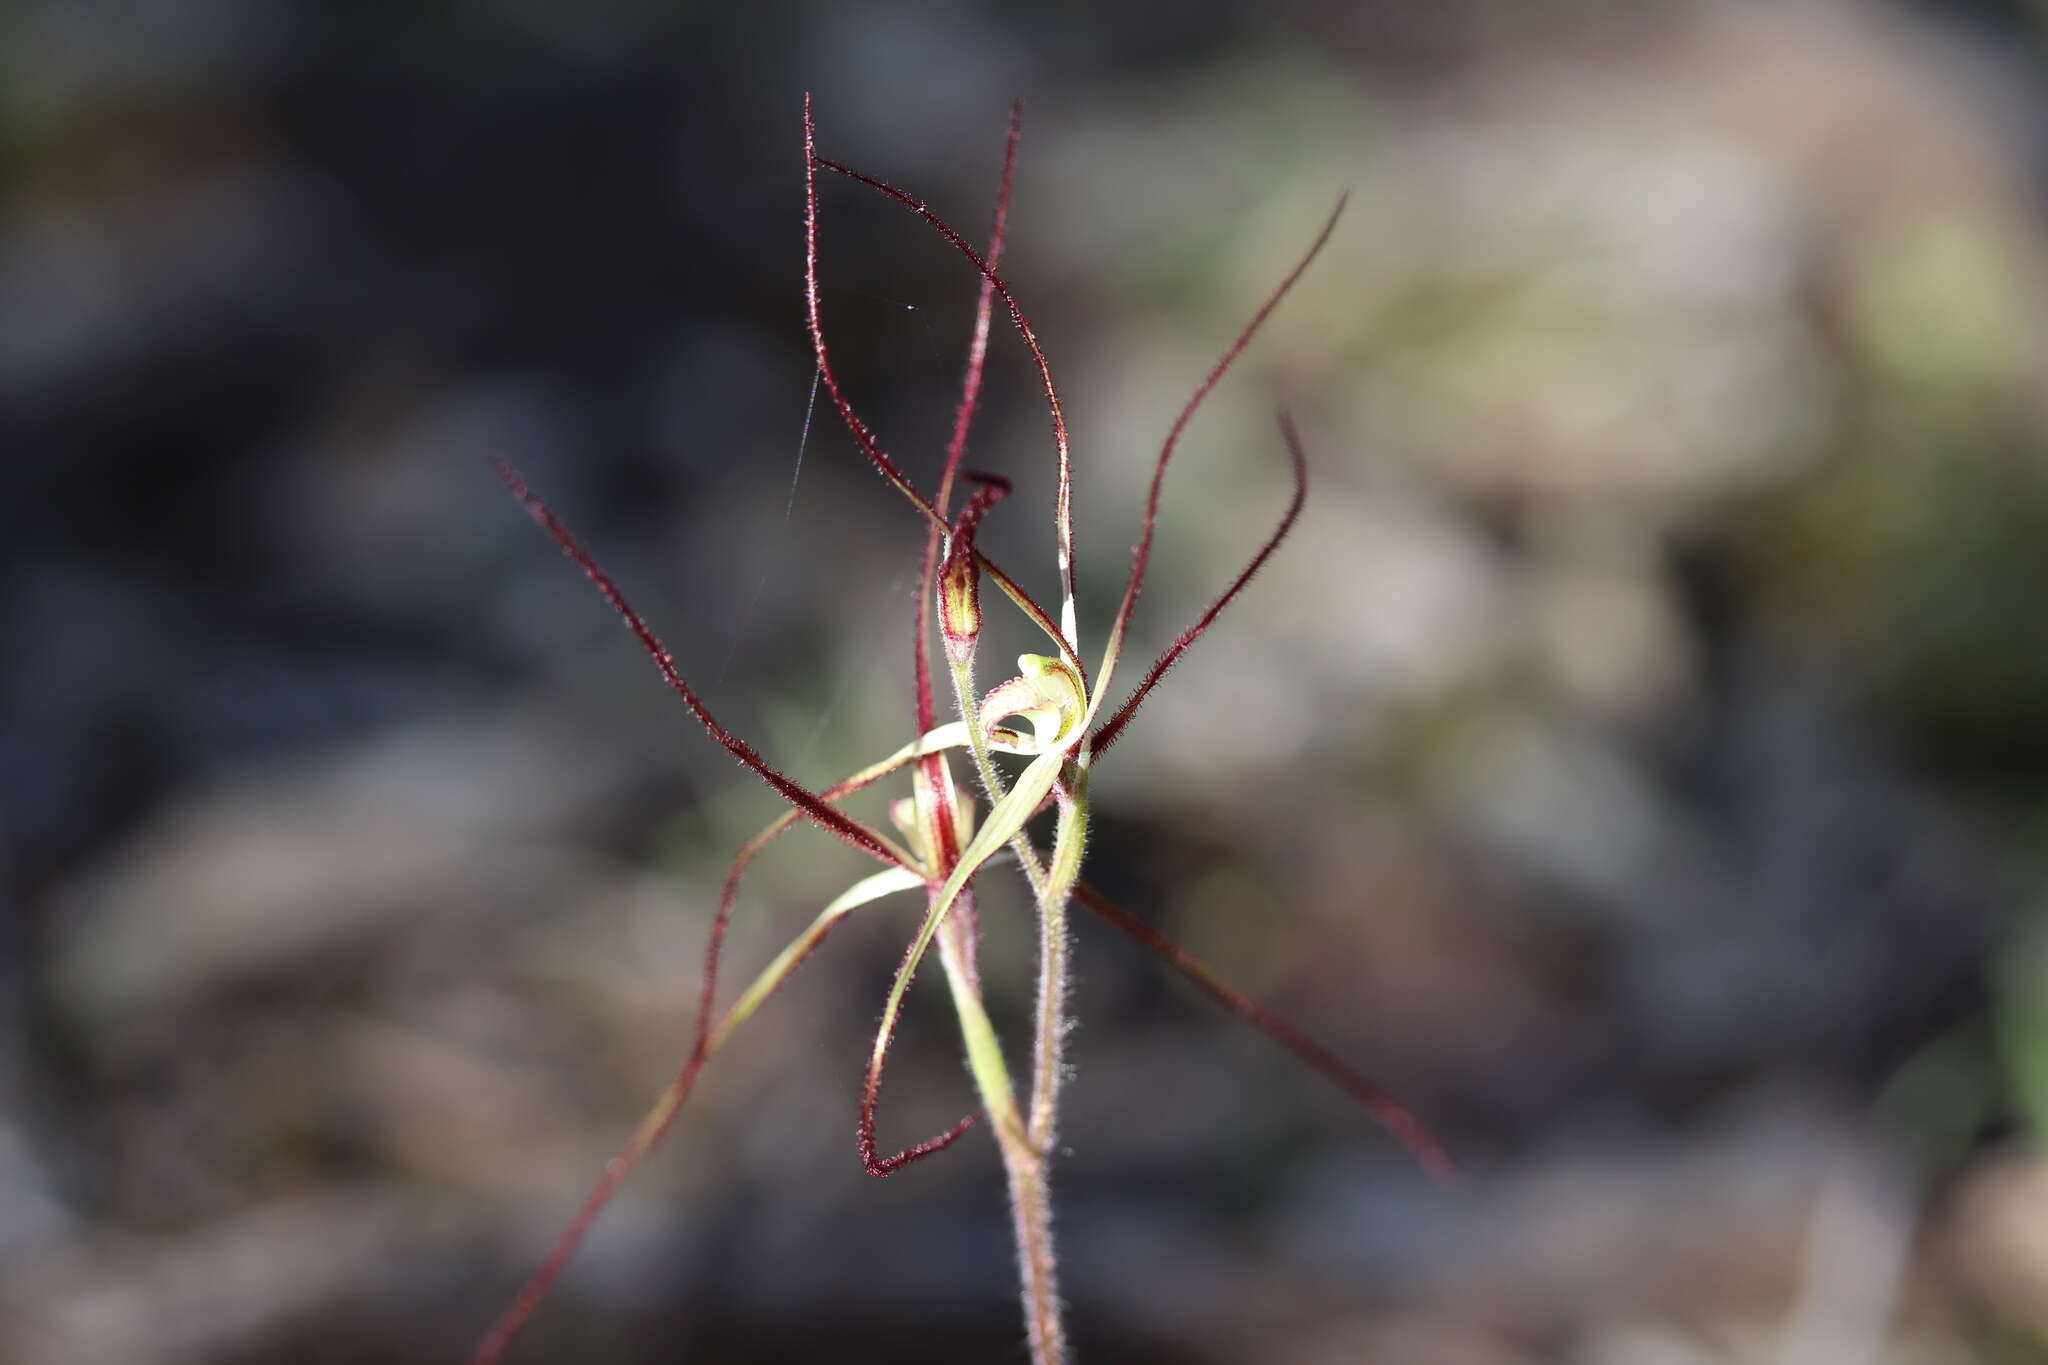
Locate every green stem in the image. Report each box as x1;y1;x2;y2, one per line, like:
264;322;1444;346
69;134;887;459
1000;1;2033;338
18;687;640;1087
1000;1130;1066;1365
933;881;1063;1363
944;652;1072;1362
1028;765;1086;1150
935;888;1027;1149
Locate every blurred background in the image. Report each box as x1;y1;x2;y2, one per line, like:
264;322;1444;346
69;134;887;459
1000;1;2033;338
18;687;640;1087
8;0;2048;1361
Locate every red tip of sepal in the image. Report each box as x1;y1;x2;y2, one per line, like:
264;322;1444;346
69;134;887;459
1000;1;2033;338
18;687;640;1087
859;1108;980;1178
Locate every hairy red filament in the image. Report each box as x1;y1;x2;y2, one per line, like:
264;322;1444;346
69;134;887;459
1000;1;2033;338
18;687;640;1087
804;96;932;520
859;1089;981;1177
1099;197;1345;687
937;103;1022;527
1073;881;1458;1184
914;100;1020;969
692;759;923;1055
1091;411;1308;758
804;97;1078;673
859;912;983;1177
474;747;935;1364
812;153;1079;646
493;459;905;865
470;1052;712;1365
917;101;1022;708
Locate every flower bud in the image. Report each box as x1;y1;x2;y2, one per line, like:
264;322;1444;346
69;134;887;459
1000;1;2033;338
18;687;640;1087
936;473;1010;667
938;549;981;665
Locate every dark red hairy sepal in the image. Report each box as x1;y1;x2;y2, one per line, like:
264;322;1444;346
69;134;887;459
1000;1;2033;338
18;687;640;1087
1074;881;1458;1184
1092;410;1309;758
493;458;898;864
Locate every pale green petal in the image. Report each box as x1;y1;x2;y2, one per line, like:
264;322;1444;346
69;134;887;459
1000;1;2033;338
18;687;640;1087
709;865;925;1053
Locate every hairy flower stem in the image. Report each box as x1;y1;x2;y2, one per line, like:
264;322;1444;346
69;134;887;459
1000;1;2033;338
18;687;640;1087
944;651;1075;1361
1002;785;1085;1365
1001;1125;1067;1365
936;906;1065;1362
1030;770;1085;1150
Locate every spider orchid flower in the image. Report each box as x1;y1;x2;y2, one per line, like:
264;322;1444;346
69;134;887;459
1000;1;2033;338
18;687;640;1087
473;95;1452;1365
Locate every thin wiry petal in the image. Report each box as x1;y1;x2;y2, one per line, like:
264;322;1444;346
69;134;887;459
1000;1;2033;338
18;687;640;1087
814;152;1082;656
806;99;1079;672
918;100;1021;731
1073;881;1457;1183
1089;198;1345;715
471;865;926;1365
494;458;912;867
1092;411;1308;758
473;725;965;1363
